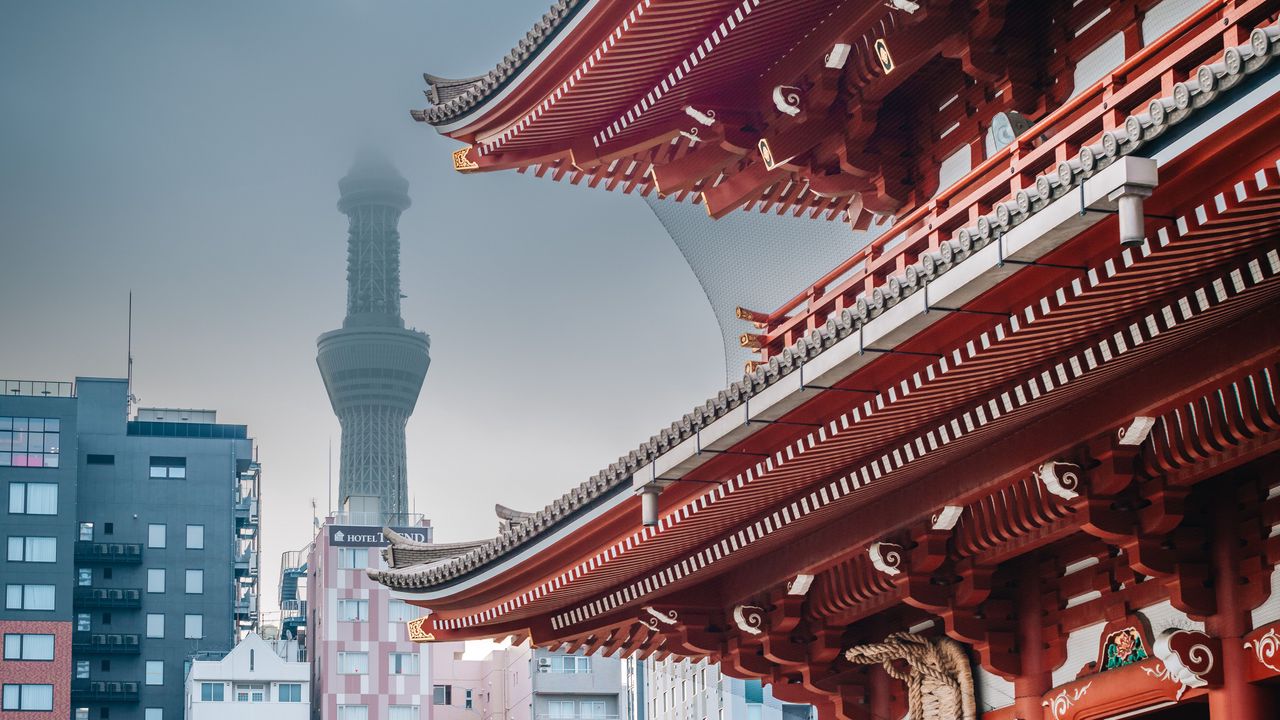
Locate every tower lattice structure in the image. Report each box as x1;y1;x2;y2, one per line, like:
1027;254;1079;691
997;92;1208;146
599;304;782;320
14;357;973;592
316;152;429;521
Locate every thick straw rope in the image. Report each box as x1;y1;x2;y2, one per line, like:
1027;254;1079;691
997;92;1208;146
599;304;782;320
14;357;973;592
844;632;977;720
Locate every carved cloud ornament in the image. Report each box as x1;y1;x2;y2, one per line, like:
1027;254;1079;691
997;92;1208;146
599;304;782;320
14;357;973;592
868;542;904;576
1035;460;1083;501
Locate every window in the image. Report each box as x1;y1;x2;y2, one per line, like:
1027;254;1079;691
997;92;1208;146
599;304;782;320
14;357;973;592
76;661;90;679
5;584;54;610
465;690;473;710
547;700;575;719
103;567;112;579
337;706;368;720
147;524;166;548
0;417;61;468
388;706;418;720
76;708;89;720
101;709;109;720
145;709;162;720
186;525;204;549
100;660;110;672
147;569;165;593
78;522;94;541
146;614;164;638
148;456;186;479
336;599;368;621
580;701;607;719
103;522;113;535
8;483;57;514
184;614;203;639
337;652;368;674
86;454;114;465
185;569;203;594
278;684;302;703
389;652;419;674
2;684;54;711
431;685;452;706
337;547;367;569
102;612;111;625
387;599;415;623
3;634;54;661
7;536;55;562
145;660;163;685
234;684;265;702
76;613;90;631
200;683;224;702
78;568;92;586
548;655;591;673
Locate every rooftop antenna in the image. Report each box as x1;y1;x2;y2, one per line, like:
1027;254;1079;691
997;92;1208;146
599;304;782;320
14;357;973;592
311;498;320;532
126;291;139;413
327;437;333;517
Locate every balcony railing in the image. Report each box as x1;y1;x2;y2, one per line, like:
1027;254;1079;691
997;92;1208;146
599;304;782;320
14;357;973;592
1;379;74;397
75;542;143;564
744;0;1274;360
73;633;141;655
73;587;142;609
71;680;139;703
331;511;428;527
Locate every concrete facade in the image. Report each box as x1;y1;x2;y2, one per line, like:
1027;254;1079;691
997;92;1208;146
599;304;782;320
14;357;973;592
1;381;78;720
1;377;260;720
185;633;310;720
637;658;813;720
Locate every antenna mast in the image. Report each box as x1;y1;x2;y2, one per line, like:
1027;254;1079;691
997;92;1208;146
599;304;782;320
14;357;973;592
127;291;137;413
327;437;333;516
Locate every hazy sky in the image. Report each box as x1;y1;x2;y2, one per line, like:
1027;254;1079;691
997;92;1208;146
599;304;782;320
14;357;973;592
0;1;728;616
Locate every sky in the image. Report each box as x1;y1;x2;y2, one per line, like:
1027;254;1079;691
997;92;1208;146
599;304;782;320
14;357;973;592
0;1;729;617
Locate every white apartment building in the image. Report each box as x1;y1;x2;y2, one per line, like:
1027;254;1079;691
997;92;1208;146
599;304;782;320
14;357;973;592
185;633;310;720
638;658;812;720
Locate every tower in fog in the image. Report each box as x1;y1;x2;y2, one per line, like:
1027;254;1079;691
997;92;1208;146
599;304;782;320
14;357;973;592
316;151;429;521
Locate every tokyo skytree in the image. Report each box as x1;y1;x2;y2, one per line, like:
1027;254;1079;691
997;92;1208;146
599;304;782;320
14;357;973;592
316;151;429;522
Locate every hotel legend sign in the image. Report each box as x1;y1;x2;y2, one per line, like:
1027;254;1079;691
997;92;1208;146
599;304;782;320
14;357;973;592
328;525;432;547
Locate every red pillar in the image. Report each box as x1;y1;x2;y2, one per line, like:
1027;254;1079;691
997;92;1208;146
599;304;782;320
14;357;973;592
1013;557;1049;720
1206;487;1271;719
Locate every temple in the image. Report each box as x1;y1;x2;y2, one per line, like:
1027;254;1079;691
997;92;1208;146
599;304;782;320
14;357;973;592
376;1;1280;718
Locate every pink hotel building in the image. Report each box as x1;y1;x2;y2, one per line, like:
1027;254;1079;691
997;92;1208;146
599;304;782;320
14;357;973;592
304;515;546;720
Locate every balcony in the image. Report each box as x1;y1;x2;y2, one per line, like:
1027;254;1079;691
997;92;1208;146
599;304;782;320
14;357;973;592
73;632;140;655
235;496;260;525
75;542;142;564
1;378;74;397
71;680;139;703
73;587;142;609
235;548;260;577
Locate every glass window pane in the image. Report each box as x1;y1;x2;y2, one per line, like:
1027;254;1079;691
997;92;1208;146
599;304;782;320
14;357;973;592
145;661;164;685
147;569;165;593
9;484;24;513
22;685;54;711
148;525;166;549
185;615;203;639
25;585;54;610
26;484;56;514
146;614;164;639
186;570;203;594
186;525;204;549
25;634;54;660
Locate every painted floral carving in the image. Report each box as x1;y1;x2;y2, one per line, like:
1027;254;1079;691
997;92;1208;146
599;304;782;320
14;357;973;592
1102;627;1149;670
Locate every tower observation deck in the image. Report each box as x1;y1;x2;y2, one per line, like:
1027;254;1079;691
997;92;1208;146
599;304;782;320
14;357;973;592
316;152;429;521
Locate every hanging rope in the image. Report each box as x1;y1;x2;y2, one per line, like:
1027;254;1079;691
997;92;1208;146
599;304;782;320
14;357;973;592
844;632;977;720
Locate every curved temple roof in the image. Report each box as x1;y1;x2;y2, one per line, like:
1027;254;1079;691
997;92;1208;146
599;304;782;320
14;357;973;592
411;0;588;126
378;3;1280;596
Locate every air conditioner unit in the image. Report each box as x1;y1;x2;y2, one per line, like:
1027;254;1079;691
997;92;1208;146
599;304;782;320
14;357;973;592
537;658;552;671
